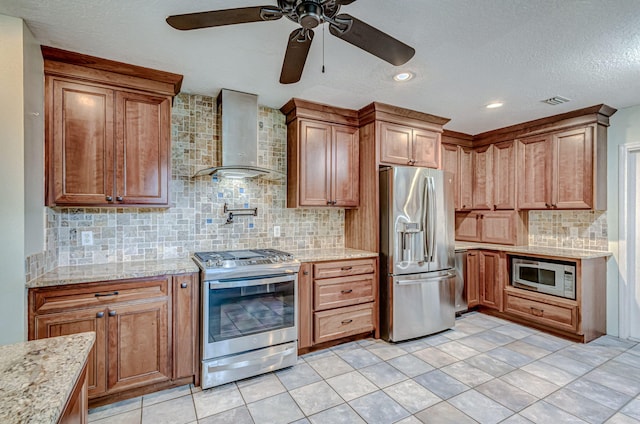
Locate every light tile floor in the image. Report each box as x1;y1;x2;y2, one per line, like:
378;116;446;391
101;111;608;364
88;312;640;424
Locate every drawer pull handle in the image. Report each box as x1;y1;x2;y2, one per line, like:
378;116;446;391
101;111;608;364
95;291;119;297
341;319;353;325
341;289;353;294
108;310;117;317
96;312;104;318
181;282;188;288
530;307;544;317
341;266;353;271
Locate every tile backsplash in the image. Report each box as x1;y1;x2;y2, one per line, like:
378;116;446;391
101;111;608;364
29;93;344;275
527;210;608;251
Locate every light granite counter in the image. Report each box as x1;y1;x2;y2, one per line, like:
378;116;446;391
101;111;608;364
0;332;95;424
454;241;611;260
27;258;199;289
289;247;378;263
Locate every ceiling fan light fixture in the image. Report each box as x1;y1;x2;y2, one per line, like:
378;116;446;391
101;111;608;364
393;71;414;82
486;102;504;109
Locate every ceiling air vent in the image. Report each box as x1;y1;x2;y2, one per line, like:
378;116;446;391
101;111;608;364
541;96;571;106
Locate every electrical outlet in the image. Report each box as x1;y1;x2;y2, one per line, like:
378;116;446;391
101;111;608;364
81;231;93;246
273;226;281;237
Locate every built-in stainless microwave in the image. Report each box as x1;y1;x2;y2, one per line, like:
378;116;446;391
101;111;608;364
511;256;576;300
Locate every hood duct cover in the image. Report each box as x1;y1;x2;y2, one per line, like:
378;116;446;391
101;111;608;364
193;89;284;180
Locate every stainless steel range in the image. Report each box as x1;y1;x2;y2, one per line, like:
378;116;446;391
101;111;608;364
193;249;300;389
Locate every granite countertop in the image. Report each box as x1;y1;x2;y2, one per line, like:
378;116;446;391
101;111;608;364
28;258;199;289
289;247;378;263
454;241;612;260
0;332;95;424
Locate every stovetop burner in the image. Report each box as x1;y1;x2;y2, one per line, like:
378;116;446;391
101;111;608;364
194;249;296;271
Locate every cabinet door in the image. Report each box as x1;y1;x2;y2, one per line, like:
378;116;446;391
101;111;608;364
479;251;502;310
298;120;332;206
472;145;493;210
107;299;171;392
332;125;359;207
412;129;440;168
466;251;479;308
379;122;412;165
518;135;552;209
455;212;481;242
553;127;593;209
49;78;114;206
35;306;107;397
459;147;474;210
480;211;517;245
298;263;313;349
173;274;199;381
441;144;459;210
492;141;517;209
115;91;170;205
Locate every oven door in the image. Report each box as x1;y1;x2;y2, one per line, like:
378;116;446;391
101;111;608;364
202;273;297;360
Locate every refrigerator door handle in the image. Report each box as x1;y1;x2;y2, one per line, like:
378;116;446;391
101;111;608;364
395;270;456;285
423;177;437;263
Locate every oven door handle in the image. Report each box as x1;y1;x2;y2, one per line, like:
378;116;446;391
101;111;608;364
208;274;296;290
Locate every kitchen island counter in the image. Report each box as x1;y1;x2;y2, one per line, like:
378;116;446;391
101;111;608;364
290;247;378;263
0;332;95;424
27;258;199;288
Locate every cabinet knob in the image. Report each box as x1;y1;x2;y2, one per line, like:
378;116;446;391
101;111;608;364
106;196;113;202
303;271;309;275
96;312;104;318
116;196;123;202
545;203;551;208
551;203;557;208
327;200;332;205
181;282;188;288
493;205;497;210
108;310;117;317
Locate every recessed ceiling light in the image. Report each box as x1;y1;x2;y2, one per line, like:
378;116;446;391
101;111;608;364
486;102;504;109
393;72;414;82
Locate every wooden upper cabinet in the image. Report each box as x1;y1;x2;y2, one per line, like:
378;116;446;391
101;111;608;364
518;134;552;209
518;126;596;210
441;144;460;210
456;210;527;245
455;212;481;242
282;99;360;209
298;120;332;206
492;141;517;209
115;91;170;205
472;145;492;210
459;147;474;210
553;127;593;209
49;80;115;206
378;121;441;168
43;46;182;207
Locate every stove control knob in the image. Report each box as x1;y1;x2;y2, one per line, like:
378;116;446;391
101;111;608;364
216;259;223;267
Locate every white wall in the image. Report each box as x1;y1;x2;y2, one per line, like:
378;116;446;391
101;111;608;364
0;14;27;344
23;21;44;257
606;104;640;337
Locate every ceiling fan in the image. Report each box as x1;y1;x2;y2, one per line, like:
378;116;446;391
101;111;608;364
166;0;416;84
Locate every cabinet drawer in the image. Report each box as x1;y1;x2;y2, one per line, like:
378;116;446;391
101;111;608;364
314;303;374;344
504;290;578;333
31;278;170;314
314;274;374;311
313;259;375;279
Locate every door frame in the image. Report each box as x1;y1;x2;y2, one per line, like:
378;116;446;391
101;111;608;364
618;142;640;341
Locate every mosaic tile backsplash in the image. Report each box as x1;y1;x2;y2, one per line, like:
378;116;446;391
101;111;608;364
32;93;344;273
527;210;608;251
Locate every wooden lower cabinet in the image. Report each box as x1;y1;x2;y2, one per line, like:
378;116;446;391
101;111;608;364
29;273;199;403
465;250;503;311
466;251;480;308
504;288;578;333
59;361;89;424
298;257;378;351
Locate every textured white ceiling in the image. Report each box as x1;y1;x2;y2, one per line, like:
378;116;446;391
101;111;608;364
1;0;639;134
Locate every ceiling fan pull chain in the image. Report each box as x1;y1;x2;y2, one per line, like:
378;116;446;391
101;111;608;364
322;23;326;73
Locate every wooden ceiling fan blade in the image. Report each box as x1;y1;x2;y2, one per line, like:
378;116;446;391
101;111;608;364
166;6;282;31
280;28;314;84
329;14;415;66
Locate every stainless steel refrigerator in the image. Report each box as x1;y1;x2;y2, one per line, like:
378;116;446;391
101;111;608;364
379;166;456;342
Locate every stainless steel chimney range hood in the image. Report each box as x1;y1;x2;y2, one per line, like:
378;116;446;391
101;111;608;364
193;89;284;180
